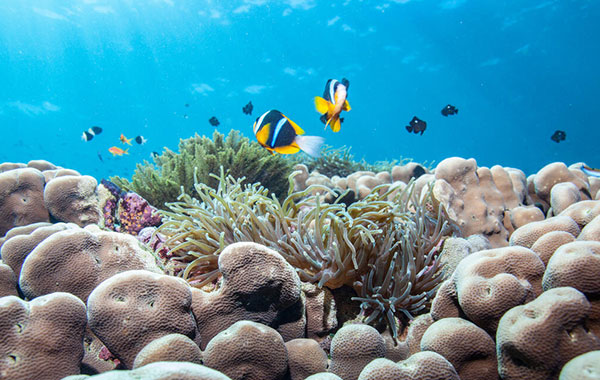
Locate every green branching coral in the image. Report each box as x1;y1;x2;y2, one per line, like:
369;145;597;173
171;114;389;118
157;168;453;337
110;130;294;209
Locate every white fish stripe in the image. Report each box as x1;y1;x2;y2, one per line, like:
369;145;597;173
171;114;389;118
254;110;269;134
272;117;287;146
329;80;338;105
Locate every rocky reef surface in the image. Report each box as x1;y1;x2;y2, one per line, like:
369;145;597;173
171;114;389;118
0;157;599;380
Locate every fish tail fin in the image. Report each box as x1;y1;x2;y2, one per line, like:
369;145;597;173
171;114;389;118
315;96;333;115
341;78;350;89
329;116;342;133
295;135;324;158
124;148;129;155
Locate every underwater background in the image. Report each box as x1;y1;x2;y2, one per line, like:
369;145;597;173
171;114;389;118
1;0;598;180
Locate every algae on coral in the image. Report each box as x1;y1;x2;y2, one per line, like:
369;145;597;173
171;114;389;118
110;130;294;209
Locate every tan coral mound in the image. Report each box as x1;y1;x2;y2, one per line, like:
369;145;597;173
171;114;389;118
202;320;288;380
63;361;233;379
433;157;509;247
87;270;199;369
132;333;202;369
0;168;49;236
329;323;386;380
0;292;87;380
43;175;102;227
497;287;600;380
19;226;162;302
420;317;496;380
432;246;544;335
357;353;460;380
530;230;576;265
0;222;77;276
0;263;18;297
285;338;329;380
559;350;600;380
542;241;600;336
191;242;305;350
509;215;580;248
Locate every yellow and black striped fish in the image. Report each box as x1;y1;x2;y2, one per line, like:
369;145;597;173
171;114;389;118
314;78;351;133
253;110;324;157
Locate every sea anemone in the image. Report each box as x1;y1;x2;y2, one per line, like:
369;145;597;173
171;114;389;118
157;168;453;336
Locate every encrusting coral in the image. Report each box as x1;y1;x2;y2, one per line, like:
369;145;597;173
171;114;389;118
110;130;294;208
156;168;453;337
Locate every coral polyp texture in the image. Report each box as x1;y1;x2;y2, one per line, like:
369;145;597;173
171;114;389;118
157;169;452;337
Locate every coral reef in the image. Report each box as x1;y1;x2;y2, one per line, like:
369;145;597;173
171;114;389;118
110;130;294;208
3;157;600;380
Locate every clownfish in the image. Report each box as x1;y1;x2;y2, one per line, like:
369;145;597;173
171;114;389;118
253;110;324;157
314;78;351;132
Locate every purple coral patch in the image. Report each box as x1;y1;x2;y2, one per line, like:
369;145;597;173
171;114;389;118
118;192;162;235
99;180;162;235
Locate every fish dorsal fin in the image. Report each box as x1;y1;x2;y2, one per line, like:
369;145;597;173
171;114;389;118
281;114;304;135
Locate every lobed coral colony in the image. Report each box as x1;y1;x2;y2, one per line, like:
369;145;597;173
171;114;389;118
1;140;600;379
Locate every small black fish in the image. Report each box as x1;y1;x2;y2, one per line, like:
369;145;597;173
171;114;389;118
151;151;160;159
81;126;103;142
97;151;103;162
243;101;253;115
135;135;147;145
185;103;190;107
550;130;566;143
441;104;458;117
406;116;427;135
209;116;220;127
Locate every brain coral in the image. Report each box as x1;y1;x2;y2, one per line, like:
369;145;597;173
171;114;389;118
19;226;162;302
87;270;199;369
497;287;600;380
192;242;305;349
0;168;49;236
420;317;497;380
63;361;233;379
329;323;386;380
202;320;288;380
0;292;87;380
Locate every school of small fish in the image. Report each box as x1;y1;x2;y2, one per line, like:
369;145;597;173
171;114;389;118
82;78;591;168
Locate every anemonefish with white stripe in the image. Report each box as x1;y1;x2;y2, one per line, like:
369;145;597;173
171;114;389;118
314;78;351;132
253;110;324;157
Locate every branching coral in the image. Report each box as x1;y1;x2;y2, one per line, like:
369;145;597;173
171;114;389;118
157;169;452;337
110;130;294;209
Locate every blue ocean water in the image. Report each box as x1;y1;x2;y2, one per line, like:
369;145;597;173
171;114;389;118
1;0;598;180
